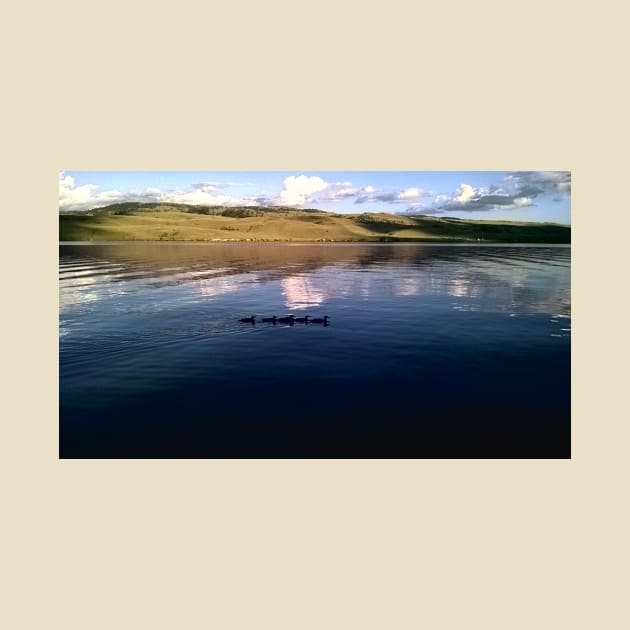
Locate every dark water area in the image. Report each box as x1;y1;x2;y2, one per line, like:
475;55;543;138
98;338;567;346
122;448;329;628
59;243;571;458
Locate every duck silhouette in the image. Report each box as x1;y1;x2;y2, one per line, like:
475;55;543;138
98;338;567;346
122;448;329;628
261;316;277;323
310;315;329;324
277;315;295;324
239;315;256;323
294;315;309;324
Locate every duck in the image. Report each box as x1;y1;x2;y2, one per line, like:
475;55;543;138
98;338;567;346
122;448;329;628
310;315;329;324
277;315;295;324
294;315;309;324
239;315;256;323
261;316;277;323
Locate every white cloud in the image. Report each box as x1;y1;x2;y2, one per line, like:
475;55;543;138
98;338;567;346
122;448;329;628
400;172;569;216
277;175;329;207
59;173;262;212
318;182;358;202
59;174;99;206
397;187;422;200
191;183;217;193
59;173;125;211
503;171;571;199
432;176;544;214
453;183;478;203
159;188;259;207
355;185;427;205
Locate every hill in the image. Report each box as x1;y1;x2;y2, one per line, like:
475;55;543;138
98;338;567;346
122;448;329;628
59;203;571;243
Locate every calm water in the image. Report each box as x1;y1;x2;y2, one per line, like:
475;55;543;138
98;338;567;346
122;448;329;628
59;243;571;458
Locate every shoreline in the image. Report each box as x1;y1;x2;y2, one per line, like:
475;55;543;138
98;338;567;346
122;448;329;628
59;240;571;246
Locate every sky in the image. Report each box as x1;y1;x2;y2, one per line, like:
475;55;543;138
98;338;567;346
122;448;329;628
59;171;571;223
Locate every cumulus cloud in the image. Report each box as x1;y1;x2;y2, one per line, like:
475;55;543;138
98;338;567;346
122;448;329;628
355;185;428;204
158;188;260;207
191;183;218;193
434;191;535;213
453;183;479;203
59;173;126;211
397;187;423;200
317;182;358;202
59;173;262;212
274;177;424;207
59;171;570;216
505;171;571;199
59;174;96;204
428;171;570;214
276;175;329;207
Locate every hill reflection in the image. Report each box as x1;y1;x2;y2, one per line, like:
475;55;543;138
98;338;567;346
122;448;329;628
60;243;570;317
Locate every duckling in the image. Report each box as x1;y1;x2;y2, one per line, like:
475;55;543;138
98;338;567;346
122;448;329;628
294;315;309;324
261;316;277;323
310;315;329;324
277;315;295;324
239;315;256;323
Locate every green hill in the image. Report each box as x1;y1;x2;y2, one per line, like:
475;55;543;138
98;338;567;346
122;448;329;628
59;203;571;243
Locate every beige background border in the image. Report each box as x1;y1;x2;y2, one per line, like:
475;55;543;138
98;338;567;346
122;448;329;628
3;1;627;629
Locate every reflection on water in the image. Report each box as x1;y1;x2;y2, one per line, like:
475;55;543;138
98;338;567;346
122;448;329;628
60;242;570;318
281;276;326;309
59;243;571;458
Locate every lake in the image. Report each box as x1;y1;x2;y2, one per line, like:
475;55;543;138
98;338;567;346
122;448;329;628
59;243;571;458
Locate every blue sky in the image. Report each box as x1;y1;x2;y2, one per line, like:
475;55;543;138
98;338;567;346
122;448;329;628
59;171;571;223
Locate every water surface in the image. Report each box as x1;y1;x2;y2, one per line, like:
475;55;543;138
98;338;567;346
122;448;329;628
59;243;571;457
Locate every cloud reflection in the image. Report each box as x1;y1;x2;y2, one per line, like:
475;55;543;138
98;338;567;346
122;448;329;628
197;274;250;298
281;276;326;309
60;244;571;322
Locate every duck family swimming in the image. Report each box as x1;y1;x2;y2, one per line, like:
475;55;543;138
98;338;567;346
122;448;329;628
238;314;329;325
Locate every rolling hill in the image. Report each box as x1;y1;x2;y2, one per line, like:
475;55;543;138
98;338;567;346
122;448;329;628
59;203;571;243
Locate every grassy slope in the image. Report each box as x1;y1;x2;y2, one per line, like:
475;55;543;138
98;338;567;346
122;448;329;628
59;205;571;243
